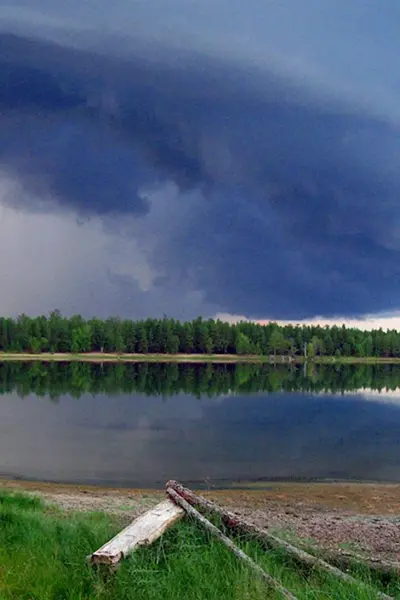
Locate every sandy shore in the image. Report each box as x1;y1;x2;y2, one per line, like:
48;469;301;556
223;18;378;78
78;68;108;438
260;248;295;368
2;479;399;514
0;352;267;363
2;480;400;562
1;352;400;363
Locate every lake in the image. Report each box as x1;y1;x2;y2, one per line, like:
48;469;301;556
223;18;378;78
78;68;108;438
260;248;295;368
1;361;400;488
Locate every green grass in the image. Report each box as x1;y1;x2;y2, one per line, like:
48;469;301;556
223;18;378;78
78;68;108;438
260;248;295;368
0;491;398;599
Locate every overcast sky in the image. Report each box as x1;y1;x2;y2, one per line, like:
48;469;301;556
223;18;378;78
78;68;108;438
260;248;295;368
1;0;400;326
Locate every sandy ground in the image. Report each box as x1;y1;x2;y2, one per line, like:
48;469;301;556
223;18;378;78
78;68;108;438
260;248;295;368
0;352;264;363
2;480;400;562
1;352;400;363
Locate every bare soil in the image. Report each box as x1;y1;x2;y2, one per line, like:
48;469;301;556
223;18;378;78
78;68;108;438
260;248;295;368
2;480;399;562
210;484;400;562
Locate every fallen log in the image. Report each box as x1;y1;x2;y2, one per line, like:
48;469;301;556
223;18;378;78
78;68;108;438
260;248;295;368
167;481;394;600
90;499;184;566
291;542;400;576
167;487;298;600
332;549;400;575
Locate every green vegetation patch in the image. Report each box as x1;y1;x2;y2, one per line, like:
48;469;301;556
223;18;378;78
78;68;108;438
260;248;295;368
0;491;398;599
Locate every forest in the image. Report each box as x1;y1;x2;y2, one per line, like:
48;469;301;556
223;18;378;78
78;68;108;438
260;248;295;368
0;311;400;358
2;361;400;399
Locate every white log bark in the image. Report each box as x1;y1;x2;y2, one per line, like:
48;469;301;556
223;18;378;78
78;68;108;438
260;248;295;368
90;499;184;566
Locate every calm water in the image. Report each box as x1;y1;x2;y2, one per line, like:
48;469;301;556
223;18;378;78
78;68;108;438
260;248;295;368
1;362;400;487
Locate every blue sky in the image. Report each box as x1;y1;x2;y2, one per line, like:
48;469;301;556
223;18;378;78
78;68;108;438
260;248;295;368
0;0;400;325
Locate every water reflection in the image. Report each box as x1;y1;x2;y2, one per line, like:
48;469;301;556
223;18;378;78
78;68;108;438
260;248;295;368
1;362;400;486
2;361;400;398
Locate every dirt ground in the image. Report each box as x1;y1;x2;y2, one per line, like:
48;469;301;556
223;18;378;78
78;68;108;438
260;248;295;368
2;480;400;562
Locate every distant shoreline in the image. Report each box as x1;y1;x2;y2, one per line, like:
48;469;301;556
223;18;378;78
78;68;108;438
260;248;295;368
1;352;400;364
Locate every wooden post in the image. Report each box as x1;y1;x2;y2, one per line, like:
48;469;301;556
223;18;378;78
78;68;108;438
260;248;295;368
90;499;184;566
167;487;298;600
167;481;394;600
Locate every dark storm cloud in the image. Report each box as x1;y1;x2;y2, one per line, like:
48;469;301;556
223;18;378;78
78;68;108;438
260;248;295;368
1;32;400;318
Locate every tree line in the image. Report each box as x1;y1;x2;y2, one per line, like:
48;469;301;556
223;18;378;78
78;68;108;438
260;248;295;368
2;362;400;400
0;311;400;357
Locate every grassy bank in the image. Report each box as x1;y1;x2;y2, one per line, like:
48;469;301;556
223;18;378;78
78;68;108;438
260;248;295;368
1;490;398;599
1;351;400;364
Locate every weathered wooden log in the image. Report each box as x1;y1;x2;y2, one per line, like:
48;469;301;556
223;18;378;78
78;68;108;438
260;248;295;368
336;549;400;573
285;536;400;577
167;487;298;600
90;499;184;566
167;481;394;600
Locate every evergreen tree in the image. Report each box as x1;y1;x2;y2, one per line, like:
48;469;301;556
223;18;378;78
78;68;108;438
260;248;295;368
0;311;399;359
268;329;286;357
